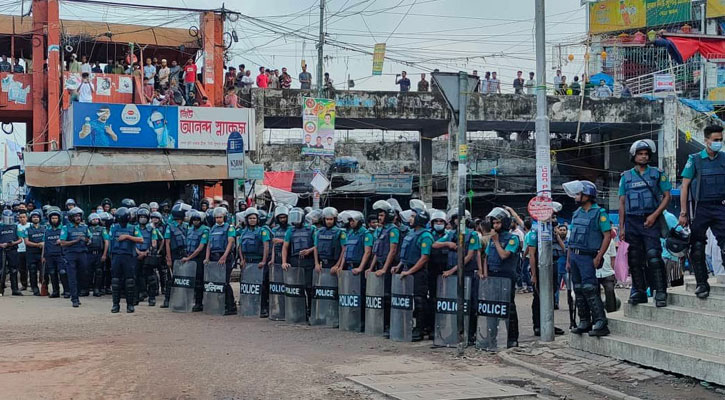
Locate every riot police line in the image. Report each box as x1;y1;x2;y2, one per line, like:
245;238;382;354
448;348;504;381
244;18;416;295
2;129;722;348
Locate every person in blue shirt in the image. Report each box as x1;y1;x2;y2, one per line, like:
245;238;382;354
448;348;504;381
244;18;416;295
42;209;65;298
314;207;347;273
22;210;46;296
135;208;162;306
161;203;190;308
427;210;450;317
678;125;725;299
108;207;144;313
563;180;612;337
59;207;91;307
180;210;208;312
346;211;374;275
0;210;23;296
618;139;671;308
269;206;290;269
204;207;237;316
238;207;272;317
366;200;400;335
86;213;110;297
282;207;316;319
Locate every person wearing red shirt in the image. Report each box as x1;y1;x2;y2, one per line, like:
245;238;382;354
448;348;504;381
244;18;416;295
183;59;197;103
200;96;212;107
256;66;268;88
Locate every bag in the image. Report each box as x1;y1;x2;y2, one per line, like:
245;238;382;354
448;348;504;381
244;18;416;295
614;240;629;282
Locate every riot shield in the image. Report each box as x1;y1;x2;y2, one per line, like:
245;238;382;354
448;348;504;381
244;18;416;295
169;260;196;313
433;275;472;347
390;274;414;342
365;273;385;336
309;269;339;327
476;276;512;351
338;270;362;332
269;264;286;321
240;264;263;317
284;267;307;324
203;262;227;316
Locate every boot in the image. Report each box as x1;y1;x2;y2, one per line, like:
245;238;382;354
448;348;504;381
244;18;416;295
148;297;156;306
60;273;70;298
583;284;609;337
10;272;23;296
32;286;40;296
570;289;591;335
111;278;121;313
653;267;668;308
161;299;169;308
50;274;60;298
125;278;136;313
192;304;203;312
691;241;710;299
628;264;648;305
411;327;423;342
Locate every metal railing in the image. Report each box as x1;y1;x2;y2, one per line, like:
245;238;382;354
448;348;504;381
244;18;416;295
624;62;697;96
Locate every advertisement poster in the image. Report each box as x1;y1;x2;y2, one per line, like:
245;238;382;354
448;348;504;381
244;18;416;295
589;0;646;34
708;0;725;18
96;77;112;96
301;97;335;157
117;76;133;94
178;107;253;150
372;43;386;76
645;0;691;26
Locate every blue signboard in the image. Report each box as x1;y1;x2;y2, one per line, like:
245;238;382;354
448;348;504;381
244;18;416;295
72;102;178;149
227;131;244;153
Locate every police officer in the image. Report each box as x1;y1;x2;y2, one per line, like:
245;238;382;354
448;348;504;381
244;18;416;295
315;207;347;273
109;207;144;313
282;207;316;318
101;198;113;214
22;210;46;296
366;200;400;335
428;210;449;309
136;208;161;306
238;207;272;317
482;207;521;348
346;211;374;275
62;199;76;226
679;125;725;299
100;212;115;294
563;180;612;337
391;207;433;341
204;207;237;315
59;207;90;307
162;203;190;308
367;214;378;234
200;198;210;213
181;210;209;312
42;209;64;298
87;213;110;297
269;205;290;269
619;139;671;307
16;210;30;291
150;211;166;296
0;210;23;296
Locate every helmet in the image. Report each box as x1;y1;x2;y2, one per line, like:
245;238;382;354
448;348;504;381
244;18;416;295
447;208;471;223
563;180;597;200
201;198;210;206
69;207;84;218
258;210;268;225
138;203;150;211
244;207;260;219
220;200;230;209
430;210;447;223
120;198;136;208
338;210;352;225
213;206;227;218
552;201;563;213
486;207;511;229
322;207;338;219
304;206;313;214
399;210;414;224
101;198;112;207
306;209;322;225
149;201;159;210
373;200;395;223
411;208;430;227
665;228;690;258
150;211;163;221
629;139;656;161
129;207;138;223
387;198;402;213
189;210;203;222
88;212;100;224
409;199;427;211
136;208;150;223
30;210;42;221
349;211;364;225
275;205;289;222
48;209;62;225
1;209;14;225
65;198;76;207
115;207;131;225
289;207;305;225
171;203;191;219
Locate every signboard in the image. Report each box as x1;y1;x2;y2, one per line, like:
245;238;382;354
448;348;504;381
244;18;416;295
528;196;553;222
589;0;646;34
68;103;255;151
653;73;675;92
226;131;245;179
708;0;725;18
374;174;413;195
646;0;691;26
301;97;335;157
372;43;386;76
246;164;265;180
310;172;330;194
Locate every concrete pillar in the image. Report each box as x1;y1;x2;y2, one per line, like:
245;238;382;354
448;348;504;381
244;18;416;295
418;131;433;208
201;12;224;107
251;89;265;159
447;118;459;210
661;96;677;188
31;0;47;151
46;0;60;149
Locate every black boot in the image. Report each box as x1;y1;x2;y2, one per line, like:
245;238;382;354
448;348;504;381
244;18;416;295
125;278;136;313
583;284;609;337
161;299;169;308
10;272;23;296
691;241;711;299
628;263;648;305
192;304;203;312
111;278;121;313
148;297;156;306
653;267;668;307
570;288;591;335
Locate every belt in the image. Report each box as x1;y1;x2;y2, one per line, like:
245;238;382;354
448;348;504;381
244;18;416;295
698;200;725;206
571;249;597;256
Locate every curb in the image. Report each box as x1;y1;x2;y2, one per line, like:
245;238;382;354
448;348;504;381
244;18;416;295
498;351;642;400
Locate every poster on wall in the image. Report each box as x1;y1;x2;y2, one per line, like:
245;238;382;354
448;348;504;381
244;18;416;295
117;76;133;93
589;0;646;34
301;97;335;157
96;77;112;96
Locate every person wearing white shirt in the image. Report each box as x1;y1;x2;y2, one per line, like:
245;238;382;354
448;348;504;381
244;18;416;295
78;72;94;103
17;211;31;291
597;228;618;312
157;59;171;89
80;56;92;75
706;228;724;276
525;72;536;95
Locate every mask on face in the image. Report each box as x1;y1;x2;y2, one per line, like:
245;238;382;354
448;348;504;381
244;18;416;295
433;223;445;232
710;141;723;152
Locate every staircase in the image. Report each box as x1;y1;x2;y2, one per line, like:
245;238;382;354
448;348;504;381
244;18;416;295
569;277;725;386
624;63;697;97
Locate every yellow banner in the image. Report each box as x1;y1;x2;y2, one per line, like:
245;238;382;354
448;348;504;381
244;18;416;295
589;0;647;34
372;43;386;76
708;0;725;18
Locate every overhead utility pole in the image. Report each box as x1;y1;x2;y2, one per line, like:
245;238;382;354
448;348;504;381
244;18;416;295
317;0;325;98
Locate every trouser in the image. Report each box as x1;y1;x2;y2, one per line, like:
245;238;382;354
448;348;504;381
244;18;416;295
517;256;532;288
45;255;63;295
626;215;667;299
291;257;314;317
465;269;479;341
87;250;103;293
135;257;147;301
192;255;205;306
103;255;112;291
0;248;19;293
18;251;27;288
690;202;725;289
210;252;235;312
64;252;87;302
111;253;136;307
570;252;607;328
532;260;559;330
598;275;617;312
26;252;42;293
247;257;268;311
142;255;160;300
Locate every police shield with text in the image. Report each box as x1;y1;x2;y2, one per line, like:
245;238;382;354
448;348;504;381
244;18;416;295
311;207;345;327
339;211;373;332
619;139;671;307
23;210;46;296
238;207;271;317
204;207;237;316
282;207;316;322
109;207;145;313
268;205;290;321
563;180;612;336
164;202;192;310
181;210;208;312
679;125;725;299
367;200;400;336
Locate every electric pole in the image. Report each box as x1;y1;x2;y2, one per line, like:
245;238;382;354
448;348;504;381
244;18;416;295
535;0;555;343
317;0;325;98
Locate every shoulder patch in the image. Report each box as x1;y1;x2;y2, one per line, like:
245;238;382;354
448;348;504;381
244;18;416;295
261;231;267;236
660;174;667;182
600;216;607;222
390;232;395;237
421;242;427;248
470;238;476;244
508;239;515;246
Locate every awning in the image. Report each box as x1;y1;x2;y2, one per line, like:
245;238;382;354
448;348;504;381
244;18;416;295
656;36;725;64
24;150;228;187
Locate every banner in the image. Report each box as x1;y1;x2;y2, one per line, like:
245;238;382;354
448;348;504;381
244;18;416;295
301;97;335;157
708;0;725;18
646;0;691;26
589;0;646;34
68;102;255;151
653;73;675;92
372;43;386;76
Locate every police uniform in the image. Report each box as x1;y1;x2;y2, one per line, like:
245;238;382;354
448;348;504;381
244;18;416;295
371;223;400;330
271;224;290;267
239;224;271;313
87;224;110;296
284;224;316;316
43;223;64;297
208;222;237;314
315;226;347;268
163;219;188;305
109;222;143;311
0;222;22;295
398;226;433;339
485;232;521;344
22;222;46;295
136;222;161;304
343;226;373;271
185;224;209;309
682;149;725;297
428;227;448;307
60;223;91;301
619;166;671;304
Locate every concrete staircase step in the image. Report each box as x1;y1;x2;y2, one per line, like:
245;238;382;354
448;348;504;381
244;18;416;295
623;302;725;332
717;275;725;284
607;314;725;355
667;290;725;312
569;334;725;386
686;280;725;296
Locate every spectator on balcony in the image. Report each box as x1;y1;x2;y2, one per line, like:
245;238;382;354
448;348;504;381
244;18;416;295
418;73;429;92
553;69;562;93
169;60;181;84
142;77;154;103
513;70;525;94
256;67;268;88
235;64;246;88
241;69;254;89
225;67;236;89
299;64;312;90
0;55;10;72
187;91;200;106
80;56;92;74
593;79;613;98
472;70;481;92
92;62;102;74
280;67;292;89
104;60;115;74
558;76;568;95
77;72;95;103
324;72;335;97
620;81;632;98
158;59;170;89
395;71;411;92
224;88;239;108
570;75;581;96
151;90;164;105
12;59;24;73
200;95;212;107
182;59;197;102
112;59;125;75
143;58;156;87
269;69;280;89
525;72;536;94
68;54;81;73
165;81;185;106
482;71;491;93
489;72;501;94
